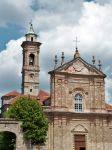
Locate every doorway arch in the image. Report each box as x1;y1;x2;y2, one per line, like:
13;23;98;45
0;119;28;150
0;131;16;150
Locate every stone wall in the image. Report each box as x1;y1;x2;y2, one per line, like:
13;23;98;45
44;112;112;150
0;118;28;150
51;73;106;112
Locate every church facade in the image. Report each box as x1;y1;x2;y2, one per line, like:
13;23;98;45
1;23;112;150
43;37;112;149
44;48;112;150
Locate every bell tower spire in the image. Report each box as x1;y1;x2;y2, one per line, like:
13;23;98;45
21;22;41;96
25;21;37;41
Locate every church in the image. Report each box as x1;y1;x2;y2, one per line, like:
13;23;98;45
1;23;112;150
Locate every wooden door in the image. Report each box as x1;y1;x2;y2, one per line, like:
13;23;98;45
74;135;86;150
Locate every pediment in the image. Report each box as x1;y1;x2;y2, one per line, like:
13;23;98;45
71;124;88;133
58;58;105;77
62;59;89;75
49;57;106;77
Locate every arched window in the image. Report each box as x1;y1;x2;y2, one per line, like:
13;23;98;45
74;94;83;112
29;54;35;66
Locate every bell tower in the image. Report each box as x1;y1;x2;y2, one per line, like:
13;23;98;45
21;22;41;96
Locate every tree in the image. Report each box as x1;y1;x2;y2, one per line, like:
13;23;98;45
6;96;49;144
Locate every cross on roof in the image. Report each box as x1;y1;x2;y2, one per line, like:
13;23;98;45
28;20;35;34
29;20;33;29
73;37;80;49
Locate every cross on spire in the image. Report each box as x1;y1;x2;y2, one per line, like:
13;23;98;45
73;37;80;58
28;20;35;34
29;19;32;26
73;37;80;50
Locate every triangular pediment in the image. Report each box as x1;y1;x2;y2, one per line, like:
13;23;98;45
71;124;88;133
62;59;89;75
50;57;106;77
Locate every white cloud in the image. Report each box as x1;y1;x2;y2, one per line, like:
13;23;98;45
38;1;112;102
0;37;24;95
0;0;84;28
0;36;50;97
0;0;112;103
39;1;112;66
33;0;84;31
105;77;112;103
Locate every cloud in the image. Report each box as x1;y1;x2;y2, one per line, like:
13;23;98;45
0;37;23;95
95;0;112;5
39;1;112;67
0;0;112;103
0;0;34;27
0;0;84;28
33;0;84;31
38;1;112;102
0;36;50;97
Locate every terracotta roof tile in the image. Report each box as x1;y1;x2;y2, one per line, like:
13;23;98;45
38;90;50;102
2;90;21;98
4;90;50;105
5;95;37;105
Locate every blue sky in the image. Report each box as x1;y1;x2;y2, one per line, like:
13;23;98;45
0;24;23;50
0;0;112;103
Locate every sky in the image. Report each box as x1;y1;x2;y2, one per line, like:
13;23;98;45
0;0;112;103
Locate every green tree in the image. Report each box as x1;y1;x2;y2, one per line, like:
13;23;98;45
6;96;49;144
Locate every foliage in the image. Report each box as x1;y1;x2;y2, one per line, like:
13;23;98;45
6;96;49;144
0;131;16;150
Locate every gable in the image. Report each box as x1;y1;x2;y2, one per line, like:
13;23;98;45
71;124;88;133
50;57;106;77
62;59;89;75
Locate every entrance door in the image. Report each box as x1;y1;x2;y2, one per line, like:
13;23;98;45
74;135;86;150
80;148;85;150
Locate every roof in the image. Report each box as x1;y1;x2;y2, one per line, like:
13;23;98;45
26;22;37;36
1;90;21;98
2;90;50;105
105;103;112;111
4;96;20;105
38;90;50;102
3;95;37;105
49;55;106;78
